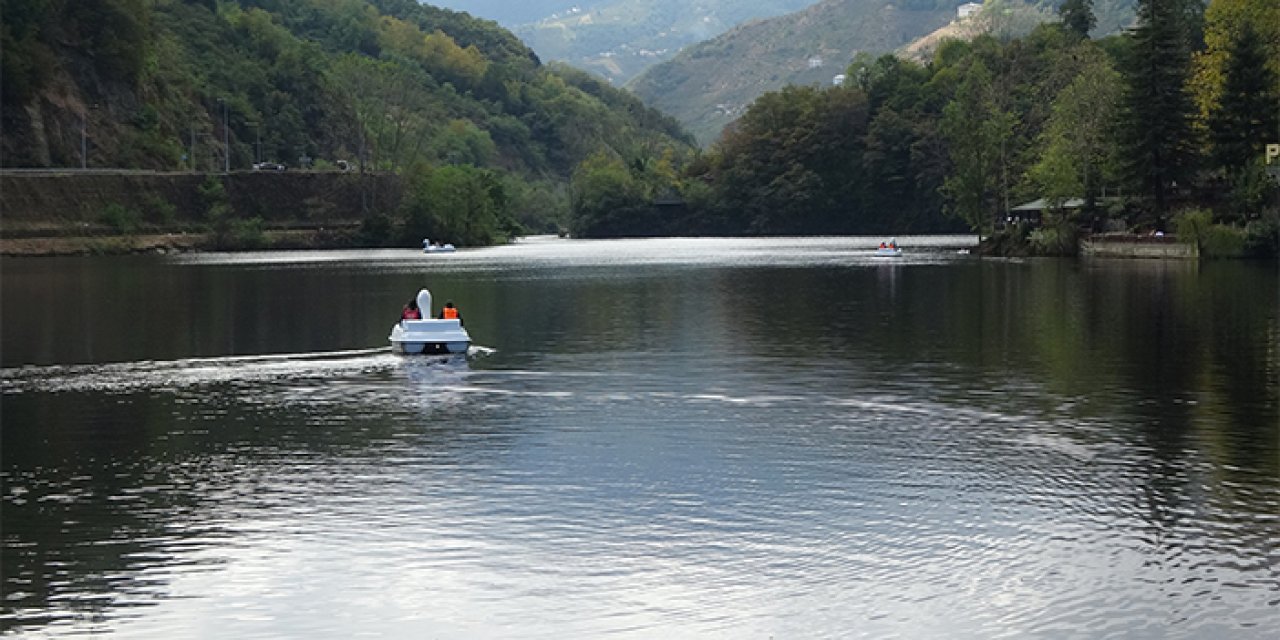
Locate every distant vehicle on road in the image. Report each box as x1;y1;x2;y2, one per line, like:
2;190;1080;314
253;162;286;171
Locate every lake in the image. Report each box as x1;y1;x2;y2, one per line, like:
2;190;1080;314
2;236;1278;638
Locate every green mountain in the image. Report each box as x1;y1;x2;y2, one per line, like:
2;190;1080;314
628;0;956;145
0;0;693;178
510;0;819;85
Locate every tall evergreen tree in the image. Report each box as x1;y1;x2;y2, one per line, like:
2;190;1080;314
1058;0;1096;39
1207;21;1279;174
1119;0;1200;222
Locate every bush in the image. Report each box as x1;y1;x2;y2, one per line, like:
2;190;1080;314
1028;222;1079;256
229;217;267;249
1174;208;1213;253
198;175;231;222
141;194;177;226
976;225;1032;257
212;216;267;250
1200;224;1248;258
100;203;142;234
1243;217;1279;258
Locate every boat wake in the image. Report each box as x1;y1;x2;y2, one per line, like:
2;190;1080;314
1;346;494;396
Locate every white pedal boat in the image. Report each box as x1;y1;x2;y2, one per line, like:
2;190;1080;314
423;238;456;253
874;238;902;256
389;289;471;355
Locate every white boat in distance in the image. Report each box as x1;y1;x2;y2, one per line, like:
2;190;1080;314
389;289;471;355
875;238;902;257
423;238;456;253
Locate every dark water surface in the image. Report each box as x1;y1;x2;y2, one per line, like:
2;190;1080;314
2;236;1278;638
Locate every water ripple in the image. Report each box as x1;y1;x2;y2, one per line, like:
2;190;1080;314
4;337;1278;636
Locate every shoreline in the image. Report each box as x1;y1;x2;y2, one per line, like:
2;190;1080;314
0;229;362;257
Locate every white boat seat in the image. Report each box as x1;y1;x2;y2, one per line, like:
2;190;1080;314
399;319;462;332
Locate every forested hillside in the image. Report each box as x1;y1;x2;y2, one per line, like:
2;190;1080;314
630;0;1141;145
573;0;1279;258
0;0;694;242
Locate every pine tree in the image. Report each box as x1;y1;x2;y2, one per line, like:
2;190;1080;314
1058;0;1096;39
1119;0;1201;221
1207;22;1279;174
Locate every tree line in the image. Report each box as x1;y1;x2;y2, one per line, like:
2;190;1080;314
570;0;1279;257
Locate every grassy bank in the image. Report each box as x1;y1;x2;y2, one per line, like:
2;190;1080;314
0;227;370;257
976;216;1279;259
0;171;404;256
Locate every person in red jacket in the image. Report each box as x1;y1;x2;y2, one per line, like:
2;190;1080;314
401;299;422;320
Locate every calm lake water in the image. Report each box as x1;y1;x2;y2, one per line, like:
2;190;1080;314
2;236;1278;638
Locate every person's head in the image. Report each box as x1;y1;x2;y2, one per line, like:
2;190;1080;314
444;301;454;308
408;300;418;310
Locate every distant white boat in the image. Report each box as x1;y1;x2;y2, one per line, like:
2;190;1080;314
875;238;902;257
389;289;470;355
423;239;456;253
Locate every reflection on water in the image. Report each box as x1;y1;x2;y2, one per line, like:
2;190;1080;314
2;237;1277;638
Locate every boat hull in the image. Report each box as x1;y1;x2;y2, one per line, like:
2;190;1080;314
389;319;471;355
390;340;470;355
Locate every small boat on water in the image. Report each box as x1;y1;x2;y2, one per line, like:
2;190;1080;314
389;289;471;355
875;238;902;257
423;239;456;253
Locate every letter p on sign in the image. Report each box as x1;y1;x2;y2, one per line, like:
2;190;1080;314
1267;143;1280;165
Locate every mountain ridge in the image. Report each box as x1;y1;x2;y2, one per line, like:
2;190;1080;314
416;1;615;27
504;0;814;85
629;0;955;144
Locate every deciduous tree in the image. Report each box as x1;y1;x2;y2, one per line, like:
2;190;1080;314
942;61;1015;236
1028;57;1123;213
